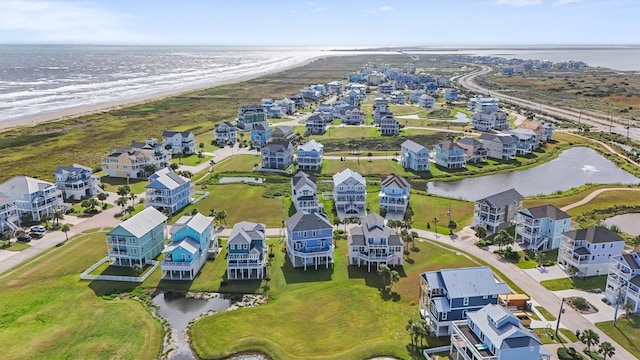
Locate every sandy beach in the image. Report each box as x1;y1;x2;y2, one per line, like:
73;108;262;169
0;54;327;133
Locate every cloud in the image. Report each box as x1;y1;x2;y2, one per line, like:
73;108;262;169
495;0;542;6
312;7;324;12
289;9;297;14
0;0;147;43
553;0;581;5
366;5;394;14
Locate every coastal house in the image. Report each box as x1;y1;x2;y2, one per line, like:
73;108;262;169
471;112;509;132
400;140;430;172
305;114;327;135
269;104;285;119
456;137;488;164
418;94;435;109
409;90;423;103
236;105;267;130
291;171;322;214
227;221;268;280
161;213;215;280
373;96;388;109
162;130;196;155
271;126;295;142
519;120;554;143
390;91;406;104
102;138;172;179
145;168;193;215
605;249;640;313
0;176;65;222
419;266;510;337
106;207;167;267
508;128;539;155
444;89;458;101
468;97;500;114
285;211;334;270
424;82;439;94
379;175;410;217
261;141;294;171
275;98;296;115
558;226;626;277
516;205;571;252
340;105;365;125
333;168;366;220
54;164;101;200
379;115;399;136
473;188;523;235
348;213;404;271
378;83;393;94
250;123;272;148
301;86;321;102
434;141;466;169
373;105;393;124
0;195;20;234
315;103;334;119
214;121;237;146
450;304;550;360
289;94;305;109
326;80;343;94
297;139;323;171
478;133;517;160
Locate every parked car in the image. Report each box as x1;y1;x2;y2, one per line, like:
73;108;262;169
17;234;32;242
30;225;46;238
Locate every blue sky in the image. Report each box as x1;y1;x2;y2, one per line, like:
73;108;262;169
1;0;638;46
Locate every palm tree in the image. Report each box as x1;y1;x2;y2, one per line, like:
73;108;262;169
53;210;64;227
599;341;615;360
580;328;600;354
623;302;634;319
41;213;51;229
125;205;135;218
116;197;127;212
494;230;513;252
534;252;545;267
406;318;417;345
97;192;108;207
388;269;400;290
61;224;71;241
209;208;216;217
129;192;137;207
475;226;487;239
411;231;418;249
377;263;392;288
216;210;227;225
209;159;215;173
417;318;431;346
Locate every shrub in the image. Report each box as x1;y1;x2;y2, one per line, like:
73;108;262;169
571;297;589;310
558;347;585;360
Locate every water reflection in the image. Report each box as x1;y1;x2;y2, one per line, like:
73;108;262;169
603;213;640;236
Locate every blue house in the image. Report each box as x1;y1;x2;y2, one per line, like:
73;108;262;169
285;211;334;270
227;221;268;280
516;205;571;252
419;266;510;336
297;139;324;171
400;140;430;172
106;207;168;267
379;175;410;218
450;304;550;360
145;168;193;215
161;213;215;280
434;141;466;169
251;123;272;148
444;89;459;101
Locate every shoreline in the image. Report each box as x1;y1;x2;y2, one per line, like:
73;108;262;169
0;54;327;133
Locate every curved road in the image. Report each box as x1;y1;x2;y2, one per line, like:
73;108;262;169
561;187;640;212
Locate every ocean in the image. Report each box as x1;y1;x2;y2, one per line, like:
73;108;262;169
0;45;638;126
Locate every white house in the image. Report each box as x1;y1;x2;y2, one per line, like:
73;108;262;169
145;168;193;214
348;213;403;271
0;176;65;222
214;121;237;146
418;94;435;109
473;188;523;235
163;130;196;155
605;249;640;313
558;226;626;277
400;140;430;171
471;112;509;132
478;133;517;160
333;168;366;220
54;164;101;200
0;195;20;233
516;205;571;252
297;139;324;171
291;171;322;214
379;115;399;136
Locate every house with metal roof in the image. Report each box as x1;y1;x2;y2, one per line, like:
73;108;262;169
214;121;237;146
54;164;101;200
379;175;410;218
450;304;550;360
380;115;399;136
236;104;267;130
227;221;268;280
0;176;65;222
605;249;640;313
473;188;523;235
558;226;626;277
261;140;294;171
250;122;273;148
478;133;517;160
297;140;323;171
106;207;168;267
145;168;193;214
434;141;466;169
348;213;403;272
291;171;322;214
162;130;196;155
400;140;430;172
472;111;509;132
305;114;327;135
333;168;366;220
419;266;510;337
161;213;215;280
285;211;334;270
102;138;172;179
516;205;571;252
507;128;539;155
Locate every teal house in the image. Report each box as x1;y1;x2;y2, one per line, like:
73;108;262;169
161;213;216;280
106;207;168;267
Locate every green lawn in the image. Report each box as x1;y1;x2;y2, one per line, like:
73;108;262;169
314;126;380;140
100;176;148;195
190;240;476;360
540;275;608;292
214;154;261;173
535;305;557;321
409;190;475;231
5;241;31;251
534;327;564;344
0;231;163;360
171;153;212;166
322;158;417;178
559;328;579;342
596;316;640;357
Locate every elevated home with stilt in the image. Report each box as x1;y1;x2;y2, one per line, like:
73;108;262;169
227;221;268;280
348;213;404;272
285;211;334;270
106;207;168;267
161;213;216;280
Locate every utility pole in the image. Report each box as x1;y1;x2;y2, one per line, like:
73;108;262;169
555;297;565;338
447;205;452;234
613;281;627;327
433;217;439;238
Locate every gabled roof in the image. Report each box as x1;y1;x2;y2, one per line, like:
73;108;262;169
292;171;316;191
621;251;640;270
456;137;484;149
171;213;213;236
306;114;326;124
109;207;167;238
520;205;570;221
468;304;543;351
381;174;410;189
252;123;269;131
145;169;188;191
163;130;193;138
286;211;332;232
563;226;625;244
298;139;323;153
333;168;365;186
163;237;200;255
263;141;292;153
229;221;265;245
435;141;464;151
54;164;92;176
0;176;56;195
479;133;516;145
477;188;523;208
401;139;428;153
422;266;510;299
215;121;235;129
272;126;293;137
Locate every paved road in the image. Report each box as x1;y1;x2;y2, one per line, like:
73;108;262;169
561;187;640;212
458;65;640;142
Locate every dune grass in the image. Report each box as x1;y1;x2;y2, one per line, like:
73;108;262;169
0;231;163;360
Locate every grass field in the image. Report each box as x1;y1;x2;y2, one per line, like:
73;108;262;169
535;305;557;321
596;316;640;357
322;158;417;178
0;231;163;360
190;239;475;360
213;154;261;173
171;153;212;166
540;275;607;292
100;176;149;194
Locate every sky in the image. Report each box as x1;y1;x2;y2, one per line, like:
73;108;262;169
0;0;638;46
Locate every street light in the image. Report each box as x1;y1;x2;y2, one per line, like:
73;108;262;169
433;217;439;238
613;280;628;327
555;297;565;338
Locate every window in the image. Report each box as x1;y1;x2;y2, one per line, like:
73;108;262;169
462;310;468;319
463;297;469;306
303;231;307;238
312;230;316;237
441;312;447;320
483;295;488;299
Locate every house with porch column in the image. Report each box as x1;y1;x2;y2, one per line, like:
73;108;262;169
378;175;410;218
162;130;196;155
0;176;65;222
434;141;466;169
145;168;193;215
557;226;625;277
54;164;101;200
400;140;430;171
0;195;20;234
214;121;237;146
515;205;571;252
605;249;640;313
227;221;268;280
348;213;404;272
285;211;334;270
106;207;168;267
297;140;324;171
291;171;322;214
473;188;523;235
333;168;366;220
161;213;215;280
419;266;510;337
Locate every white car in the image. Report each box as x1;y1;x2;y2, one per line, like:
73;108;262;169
30;225;46;238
